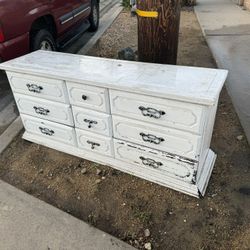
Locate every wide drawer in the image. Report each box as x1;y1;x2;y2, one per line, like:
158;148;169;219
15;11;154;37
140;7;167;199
21;114;77;146
72;106;112;136
76;129;114;157
114;139;197;184
110;90;205;134
67;82;110;113
15;93;74;126
113;116;201;160
7;72;68;103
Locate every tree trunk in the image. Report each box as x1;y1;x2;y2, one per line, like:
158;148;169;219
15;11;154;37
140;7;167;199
137;0;181;64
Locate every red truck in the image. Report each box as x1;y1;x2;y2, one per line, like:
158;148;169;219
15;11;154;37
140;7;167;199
0;0;99;62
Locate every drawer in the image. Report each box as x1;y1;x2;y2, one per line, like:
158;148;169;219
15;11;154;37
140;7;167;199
7;72;68;103
67;82;110;113
21;114;77;146
114;139;197;184
113;116;201;160
76;129;114;157
110;90;205;134
72;106;112;137
15;93;74;126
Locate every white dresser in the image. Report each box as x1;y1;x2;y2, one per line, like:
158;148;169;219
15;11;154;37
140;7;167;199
0;51;228;198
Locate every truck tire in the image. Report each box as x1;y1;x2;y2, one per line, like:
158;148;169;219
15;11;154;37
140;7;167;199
31;29;56;51
88;0;99;32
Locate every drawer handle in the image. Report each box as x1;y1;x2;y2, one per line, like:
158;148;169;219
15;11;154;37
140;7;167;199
84;119;98;128
26;84;43;93
82;95;88;101
87;140;100;150
33;106;50;116
139;106;165;119
140;156;163;169
140;132;165;145
39;127;54;136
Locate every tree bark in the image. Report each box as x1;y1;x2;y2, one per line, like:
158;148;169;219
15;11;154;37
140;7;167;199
137;0;181;64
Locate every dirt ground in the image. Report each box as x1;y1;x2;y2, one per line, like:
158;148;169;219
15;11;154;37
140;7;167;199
1;10;250;250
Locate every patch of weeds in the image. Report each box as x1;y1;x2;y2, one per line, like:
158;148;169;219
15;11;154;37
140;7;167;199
122;0;130;8
122;231;137;241
87;212;98;226
181;0;196;6
133;209;152;224
92;163;101;168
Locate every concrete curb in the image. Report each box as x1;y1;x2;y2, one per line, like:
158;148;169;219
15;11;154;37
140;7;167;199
78;3;123;55
0;180;135;250
100;0;121;17
0;116;23;154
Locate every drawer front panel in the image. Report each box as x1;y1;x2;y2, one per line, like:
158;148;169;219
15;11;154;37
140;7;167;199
67;82;110;112
15;93;74;126
76;129;114;157
7;72;68;103
72;106;112;136
113;116;201;160
21;114;77;146
114;139;197;184
110;90;204;134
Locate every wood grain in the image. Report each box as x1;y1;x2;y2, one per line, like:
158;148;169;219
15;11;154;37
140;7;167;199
137;0;181;64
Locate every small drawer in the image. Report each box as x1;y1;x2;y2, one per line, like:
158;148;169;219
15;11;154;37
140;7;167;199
113;116;201;160
76;129;114;157
21;114;77;146
7;72;68;103
67;82;110;113
110;90;205;134
15;93;74;126
114;139;198;184
72;106;112;137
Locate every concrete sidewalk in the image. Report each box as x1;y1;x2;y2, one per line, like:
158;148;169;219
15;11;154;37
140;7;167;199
0;180;135;250
195;0;250;144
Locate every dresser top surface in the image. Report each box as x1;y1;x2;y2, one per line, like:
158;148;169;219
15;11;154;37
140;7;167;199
0;51;228;105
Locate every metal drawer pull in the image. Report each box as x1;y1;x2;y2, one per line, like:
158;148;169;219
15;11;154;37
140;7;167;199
26;84;43;93
140;156;163;169
33;106;50;115
140;132;165;144
87;140;100;150
39;127;54;136
82;95;88;101
84;119;98;128
139;106;165;119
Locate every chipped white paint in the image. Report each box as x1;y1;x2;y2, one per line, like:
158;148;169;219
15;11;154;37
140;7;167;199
112;115;202;160
0;51;228;198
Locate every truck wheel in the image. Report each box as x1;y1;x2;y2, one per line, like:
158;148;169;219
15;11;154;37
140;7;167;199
31;29;56;51
88;0;99;32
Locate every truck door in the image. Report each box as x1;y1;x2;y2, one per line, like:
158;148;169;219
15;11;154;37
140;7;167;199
72;0;91;23
50;0;86;35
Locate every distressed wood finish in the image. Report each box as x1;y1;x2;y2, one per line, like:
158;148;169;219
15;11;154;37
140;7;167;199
0;51;228;198
112;115;201;160
137;0;181;64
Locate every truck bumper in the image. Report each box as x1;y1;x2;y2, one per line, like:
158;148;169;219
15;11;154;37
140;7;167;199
0;33;29;62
